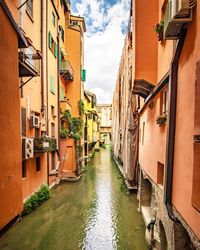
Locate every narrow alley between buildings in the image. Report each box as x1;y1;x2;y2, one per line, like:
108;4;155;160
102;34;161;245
0;148;148;250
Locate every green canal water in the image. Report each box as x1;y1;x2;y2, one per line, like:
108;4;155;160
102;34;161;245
0;148;148;250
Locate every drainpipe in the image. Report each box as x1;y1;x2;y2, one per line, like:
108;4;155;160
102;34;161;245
46;0;49;186
41;0;45;112
164;28;187;221
57;23;61;160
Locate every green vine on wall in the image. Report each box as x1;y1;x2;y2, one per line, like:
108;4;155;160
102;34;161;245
78;99;84;116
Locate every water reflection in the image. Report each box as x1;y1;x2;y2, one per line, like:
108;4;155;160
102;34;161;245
82;152;118;249
0;148;148;250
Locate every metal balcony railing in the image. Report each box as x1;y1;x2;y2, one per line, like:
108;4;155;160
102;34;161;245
60;60;74;81
19;49;41;77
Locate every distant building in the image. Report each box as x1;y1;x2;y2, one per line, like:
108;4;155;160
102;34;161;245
97;104;112;145
83;90;100;161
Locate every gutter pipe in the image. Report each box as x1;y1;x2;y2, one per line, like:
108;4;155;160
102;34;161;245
164;29;187;221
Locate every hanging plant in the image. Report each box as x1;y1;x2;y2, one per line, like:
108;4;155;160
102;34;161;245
60;128;69;138
154;20;164;41
78;99;84;116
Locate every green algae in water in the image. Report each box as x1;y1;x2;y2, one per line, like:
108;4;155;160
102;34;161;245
0;149;148;250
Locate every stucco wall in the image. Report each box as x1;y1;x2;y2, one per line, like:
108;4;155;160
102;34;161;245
0;7;23;229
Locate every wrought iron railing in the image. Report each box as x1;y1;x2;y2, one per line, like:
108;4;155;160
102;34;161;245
60;60;74;80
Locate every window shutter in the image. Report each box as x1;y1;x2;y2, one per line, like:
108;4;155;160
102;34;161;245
50;75;55;94
49;32;52;49
60;86;65;101
54;43;58;58
21;108;26;136
81;69;86;81
59;51;62;69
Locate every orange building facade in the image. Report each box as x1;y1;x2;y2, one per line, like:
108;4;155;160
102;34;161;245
112;0;200;248
0;0;86;230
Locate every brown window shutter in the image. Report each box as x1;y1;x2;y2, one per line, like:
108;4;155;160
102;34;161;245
21;108;26;137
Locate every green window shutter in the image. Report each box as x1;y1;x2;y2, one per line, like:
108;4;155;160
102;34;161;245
59;51;62;69
81;69;86;81
54;43;58;58
63;61;67;70
50;75;55;94
60;86;65;101
48;32;52;49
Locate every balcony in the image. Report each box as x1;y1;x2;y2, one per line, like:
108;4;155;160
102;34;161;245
60;60;74;81
34;137;57;153
19;47;41;77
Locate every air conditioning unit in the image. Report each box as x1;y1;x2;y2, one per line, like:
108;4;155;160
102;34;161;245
164;0;193;40
30;115;40;128
22;137;34;159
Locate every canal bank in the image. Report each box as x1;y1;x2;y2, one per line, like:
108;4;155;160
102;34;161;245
0;148;148;250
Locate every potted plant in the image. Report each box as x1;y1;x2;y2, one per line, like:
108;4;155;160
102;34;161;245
154;21;164;41
156;113;167;125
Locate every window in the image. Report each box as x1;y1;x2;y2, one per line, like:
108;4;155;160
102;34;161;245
36;157;41;172
48;32;58;58
50;75;55;94
26;0;33;18
160;88;168;115
21;108;26;137
22;160;26;178
60;86;65;101
52;12;55;26
70;21;79;26
157;162;164;185
48;32;53;49
52;152;55;170
59;26;64;42
51;105;55;116
51;123;55;137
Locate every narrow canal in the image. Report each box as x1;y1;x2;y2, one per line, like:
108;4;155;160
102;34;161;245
0;148;148;250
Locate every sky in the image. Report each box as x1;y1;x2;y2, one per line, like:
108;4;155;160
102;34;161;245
71;0;131;104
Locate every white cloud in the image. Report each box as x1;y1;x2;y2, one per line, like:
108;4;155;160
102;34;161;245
72;0;130;103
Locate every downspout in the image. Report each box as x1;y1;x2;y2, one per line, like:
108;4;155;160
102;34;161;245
41;0;45;111
57;23;61;160
164;28;187;221
46;0;49;186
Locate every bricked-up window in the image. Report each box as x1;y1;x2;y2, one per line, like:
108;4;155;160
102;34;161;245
52;152;55;170
192;60;200;212
21;108;26;137
36;157;40;172
26;0;33;18
22;160;26;178
157;162;164;185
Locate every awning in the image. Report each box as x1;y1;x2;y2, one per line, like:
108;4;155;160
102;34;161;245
133;79;155;99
